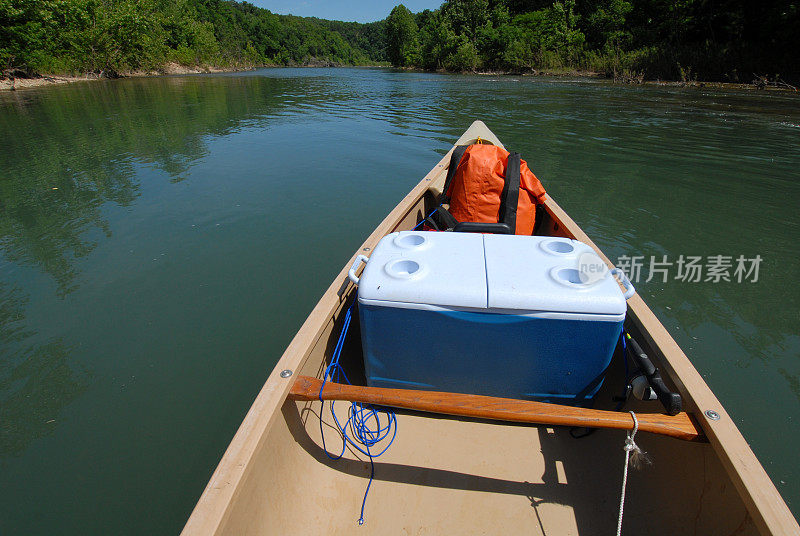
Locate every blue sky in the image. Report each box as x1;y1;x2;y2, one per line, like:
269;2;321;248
251;1;442;23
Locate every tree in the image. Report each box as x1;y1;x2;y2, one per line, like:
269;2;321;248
386;4;419;67
445;36;479;71
504;0;556;15
441;0;490;41
419;10;456;70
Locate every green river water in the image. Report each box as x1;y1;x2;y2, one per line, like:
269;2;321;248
1;68;798;533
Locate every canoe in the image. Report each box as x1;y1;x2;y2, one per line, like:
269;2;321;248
182;121;798;535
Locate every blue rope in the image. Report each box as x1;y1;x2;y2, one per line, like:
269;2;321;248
318;304;397;525
621;330;628;381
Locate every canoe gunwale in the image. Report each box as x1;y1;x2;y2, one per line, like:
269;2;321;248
181;121;798;536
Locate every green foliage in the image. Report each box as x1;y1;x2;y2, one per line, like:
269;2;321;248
101;0;166;73
1;0;798;82
0;0;385;76
445;36;480;71
382;0;800;82
418;11;455;70
441;0;490;40
584;0;632;50
315;19;388;63
386;4;420;66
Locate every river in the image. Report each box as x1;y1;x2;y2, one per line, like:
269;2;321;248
1;67;798;533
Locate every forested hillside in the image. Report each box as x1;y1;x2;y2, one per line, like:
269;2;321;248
1;0;797;84
0;0;387;77
386;0;800;83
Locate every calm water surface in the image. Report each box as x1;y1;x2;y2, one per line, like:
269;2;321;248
1;68;799;533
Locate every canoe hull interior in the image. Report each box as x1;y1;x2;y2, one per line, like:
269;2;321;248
207;397;755;535
181;121;796;536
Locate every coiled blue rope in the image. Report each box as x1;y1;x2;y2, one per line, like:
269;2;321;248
318;304;397;525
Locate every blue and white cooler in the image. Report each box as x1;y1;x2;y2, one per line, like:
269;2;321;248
348;231;634;405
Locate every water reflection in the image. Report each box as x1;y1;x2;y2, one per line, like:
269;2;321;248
0;283;88;457
780;366;800;401
0;70;443;461
0;75;310;295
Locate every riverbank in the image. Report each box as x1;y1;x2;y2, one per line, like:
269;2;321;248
0;63;247;92
1;74;96;91
3;64;797;93
451;67;798;93
1;61;396;92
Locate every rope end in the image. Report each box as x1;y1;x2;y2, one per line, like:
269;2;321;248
629;448;651;470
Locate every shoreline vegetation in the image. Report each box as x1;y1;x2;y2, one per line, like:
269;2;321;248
4;65;798;94
2;0;798;92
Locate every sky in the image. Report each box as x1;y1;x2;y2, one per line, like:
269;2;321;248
250;1;442;23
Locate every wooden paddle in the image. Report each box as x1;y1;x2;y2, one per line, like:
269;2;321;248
289;375;704;442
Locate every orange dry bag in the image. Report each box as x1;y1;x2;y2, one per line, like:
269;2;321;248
438;144;546;235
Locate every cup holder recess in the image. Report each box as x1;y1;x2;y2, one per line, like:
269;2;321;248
540;238;576;255
557;268;587;284
549;241;575;254
386;259;421;278
395;233;427;249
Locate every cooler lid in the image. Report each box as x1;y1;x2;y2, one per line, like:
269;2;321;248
483;235;627;316
357;231;487;309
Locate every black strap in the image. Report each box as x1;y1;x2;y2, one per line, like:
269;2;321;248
498;152;520;234
532;203;545;235
434;205;458;230
439;145;469;204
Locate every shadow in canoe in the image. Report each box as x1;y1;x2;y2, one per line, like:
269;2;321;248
286;391;753;534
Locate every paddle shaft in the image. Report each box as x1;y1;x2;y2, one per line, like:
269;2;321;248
289;376;704;442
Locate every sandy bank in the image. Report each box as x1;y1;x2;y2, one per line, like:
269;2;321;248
0;63;247;92
1;74;98;91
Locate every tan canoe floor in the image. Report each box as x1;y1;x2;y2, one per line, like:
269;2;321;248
182;121;797;536
279;413;754;535
277;377;756;534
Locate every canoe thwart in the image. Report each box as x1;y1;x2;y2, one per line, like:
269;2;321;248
289;375;705;442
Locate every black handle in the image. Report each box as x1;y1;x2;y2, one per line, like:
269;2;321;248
649;376;683;416
453;222;513;234
626;334;683;416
